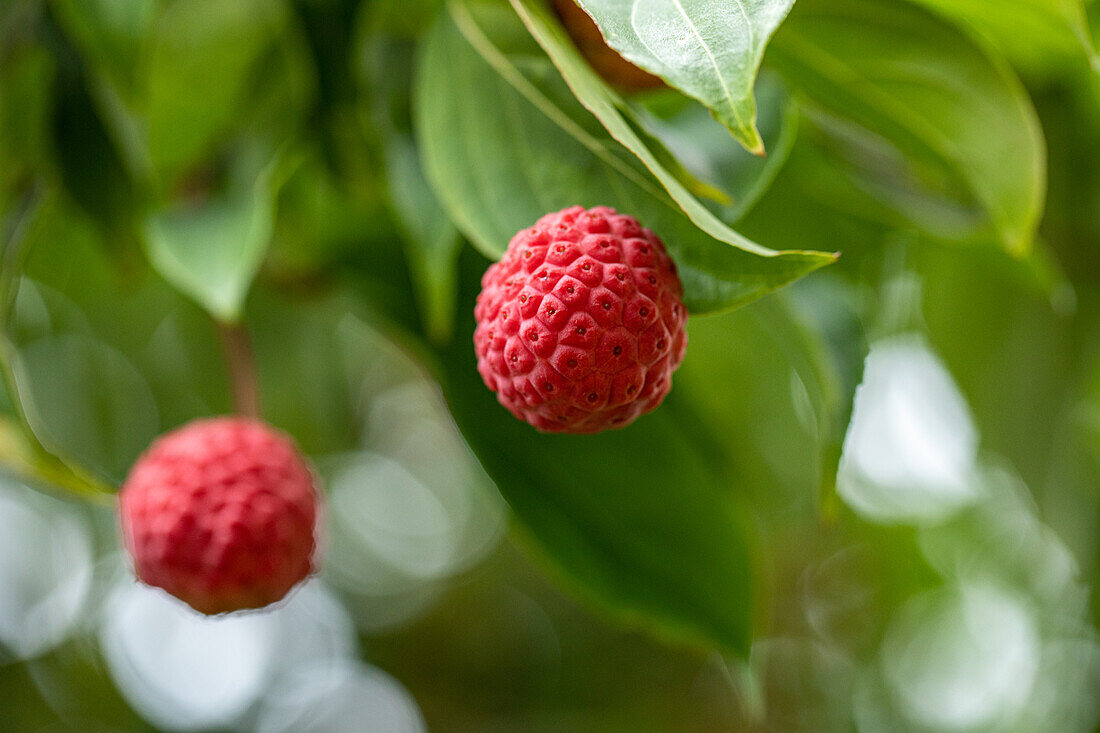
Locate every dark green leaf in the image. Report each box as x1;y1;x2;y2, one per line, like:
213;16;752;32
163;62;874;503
51;66;140;237
676;286;864;525
359;30;462;344
0;46;54;209
143;0;285;183
437;252;755;656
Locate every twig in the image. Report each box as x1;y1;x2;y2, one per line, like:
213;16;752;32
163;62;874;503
217;321;261;418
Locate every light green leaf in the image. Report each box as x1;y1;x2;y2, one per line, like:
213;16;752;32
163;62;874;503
11;334;159;485
415;3;834;314
8;194;234;482
768;0;1046;254
567;0;794;153
144;151;294;323
438;265;754;656
910;0;1099;73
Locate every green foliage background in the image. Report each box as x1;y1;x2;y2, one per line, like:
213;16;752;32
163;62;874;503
0;0;1098;729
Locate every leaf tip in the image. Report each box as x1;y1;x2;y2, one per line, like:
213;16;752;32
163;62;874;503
1002;229;1033;259
736;125;766;157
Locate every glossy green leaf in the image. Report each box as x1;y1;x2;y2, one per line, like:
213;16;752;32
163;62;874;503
910;0;1099;73
415;3;834;314
768;0;1046;254
437;254;754;656
570;0;794;153
508;0;728;208
144;150;294;323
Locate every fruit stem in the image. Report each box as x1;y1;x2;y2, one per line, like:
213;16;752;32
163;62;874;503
217;322;261;419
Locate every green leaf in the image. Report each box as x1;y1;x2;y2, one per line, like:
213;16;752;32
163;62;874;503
143;0;284;183
768;0;1046;255
11;334;159;486
437;254;754;656
1087;364;1100;463
569;0;794;154
248;290;369;456
144;150;294;323
415;3;834;314
9;194;234;469
909;0;1099;73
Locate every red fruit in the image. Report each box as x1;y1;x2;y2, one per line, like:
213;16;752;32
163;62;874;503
118;418;319;615
474;206;688;433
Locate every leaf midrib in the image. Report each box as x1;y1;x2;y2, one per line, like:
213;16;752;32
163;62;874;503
627;0;755;130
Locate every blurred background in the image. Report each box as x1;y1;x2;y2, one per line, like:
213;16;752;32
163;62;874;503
1;0;1099;730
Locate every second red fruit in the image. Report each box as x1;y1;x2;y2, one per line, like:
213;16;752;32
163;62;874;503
118;417;319;615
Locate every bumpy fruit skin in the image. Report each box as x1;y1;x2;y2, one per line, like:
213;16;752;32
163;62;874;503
474;206;687;434
119;418;319;615
552;0;664;91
